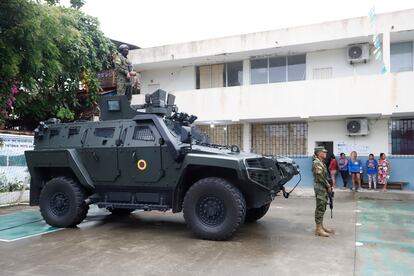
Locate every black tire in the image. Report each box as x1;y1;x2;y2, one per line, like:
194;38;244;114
183;177;246;241
39;177;89;227
245;203;271;223
107;208;135;215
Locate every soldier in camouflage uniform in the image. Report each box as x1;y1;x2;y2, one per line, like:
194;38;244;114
312;146;335;237
115;44;136;98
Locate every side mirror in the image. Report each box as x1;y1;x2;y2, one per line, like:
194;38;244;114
180;126;192;144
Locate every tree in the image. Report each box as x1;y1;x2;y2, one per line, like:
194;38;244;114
0;0;115;130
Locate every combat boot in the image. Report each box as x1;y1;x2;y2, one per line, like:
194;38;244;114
322;224;335;234
315;224;329;237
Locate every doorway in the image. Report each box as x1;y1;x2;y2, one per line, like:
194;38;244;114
315;141;333;166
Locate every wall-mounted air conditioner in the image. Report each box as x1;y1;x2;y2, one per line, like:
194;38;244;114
346;118;369;136
347;44;370;64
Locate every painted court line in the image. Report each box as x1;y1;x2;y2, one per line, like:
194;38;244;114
0;210;63;242
0;228;63;242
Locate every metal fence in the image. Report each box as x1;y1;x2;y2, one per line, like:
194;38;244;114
0;133;33;206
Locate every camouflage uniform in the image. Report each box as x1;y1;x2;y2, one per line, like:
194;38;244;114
114;53;131;96
312;153;331;225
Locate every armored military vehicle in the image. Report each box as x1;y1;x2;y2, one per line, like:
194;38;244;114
25;90;300;240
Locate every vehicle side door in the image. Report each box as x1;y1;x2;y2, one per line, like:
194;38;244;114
118;121;164;185
78;123;122;182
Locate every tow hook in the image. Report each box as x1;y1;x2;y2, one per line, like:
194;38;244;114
281;186;289;199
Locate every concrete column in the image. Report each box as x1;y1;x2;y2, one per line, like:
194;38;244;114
382;32;391;72
242;122;251;153
243;59;250;85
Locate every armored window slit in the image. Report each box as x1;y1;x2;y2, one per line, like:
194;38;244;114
68;127;80;137
133;126;155;141
94;127;115;138
49;128;60;138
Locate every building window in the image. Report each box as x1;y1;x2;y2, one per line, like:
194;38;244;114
250;54;306;85
196;61;243;89
226;62;243;87
287;55;306;81
269;56;287;83
251;122;307;156
390;42;413;73
197;124;243;147
390;119;414;155
251;59;268;84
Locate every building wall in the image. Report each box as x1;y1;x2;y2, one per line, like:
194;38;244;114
307;119;389;156
133;71;414;122
129;9;414;191
140;66;196;94
137;46;387;94
306;48;383;80
129;9;414;67
285;156;414;190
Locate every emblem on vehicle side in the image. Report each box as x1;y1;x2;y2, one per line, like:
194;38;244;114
137;159;147;171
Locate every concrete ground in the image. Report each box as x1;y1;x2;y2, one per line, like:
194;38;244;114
0;192;412;276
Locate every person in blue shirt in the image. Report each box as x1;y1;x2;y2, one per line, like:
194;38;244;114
348;151;363;192
365;153;378;190
338;153;349;189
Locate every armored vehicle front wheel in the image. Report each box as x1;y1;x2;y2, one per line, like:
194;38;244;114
245;203;271;222
39;177;89;228
183;177;246;241
107;208;135;215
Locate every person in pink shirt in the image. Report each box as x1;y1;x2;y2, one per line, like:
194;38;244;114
378;153;391;192
328;155;338;189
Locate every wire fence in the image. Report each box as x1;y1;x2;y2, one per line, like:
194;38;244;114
0;133;33;206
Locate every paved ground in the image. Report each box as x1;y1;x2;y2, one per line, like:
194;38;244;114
0;193;412;276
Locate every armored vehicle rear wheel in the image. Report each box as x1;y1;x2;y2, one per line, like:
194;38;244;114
39;177;89;228
245;203;271;222
183;177;246;241
107;208;135;215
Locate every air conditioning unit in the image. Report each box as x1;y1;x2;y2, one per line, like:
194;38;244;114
346;118;369;136
347;44;370;64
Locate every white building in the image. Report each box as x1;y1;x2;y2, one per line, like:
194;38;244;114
128;9;414;188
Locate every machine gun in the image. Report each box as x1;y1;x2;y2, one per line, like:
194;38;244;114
328;190;334;219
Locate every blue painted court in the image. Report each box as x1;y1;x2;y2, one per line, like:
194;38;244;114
356;199;414;275
0;210;61;242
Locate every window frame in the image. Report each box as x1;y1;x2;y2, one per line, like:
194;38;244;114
390;41;414;73
251;121;308;157
196;61;244;89
389;118;414;156
250;54;306;85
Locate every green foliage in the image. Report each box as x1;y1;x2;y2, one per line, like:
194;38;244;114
0;0;114;129
70;0;85;9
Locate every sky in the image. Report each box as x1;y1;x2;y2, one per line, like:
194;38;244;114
64;0;414;48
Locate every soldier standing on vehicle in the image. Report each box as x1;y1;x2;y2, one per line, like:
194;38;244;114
312;146;335;237
115;44;136;99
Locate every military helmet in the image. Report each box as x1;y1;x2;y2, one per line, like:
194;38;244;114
118;44;129;51
314;146;328;154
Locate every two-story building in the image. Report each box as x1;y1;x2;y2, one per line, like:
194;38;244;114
128;9;414;189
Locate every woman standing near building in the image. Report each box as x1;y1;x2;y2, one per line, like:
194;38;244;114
338;153;349;189
328;155;338;188
366;153;378;190
378;153;391;192
348;151;363;192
